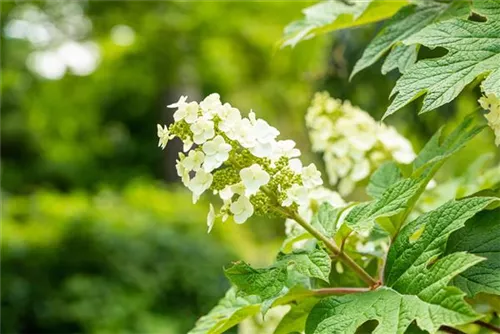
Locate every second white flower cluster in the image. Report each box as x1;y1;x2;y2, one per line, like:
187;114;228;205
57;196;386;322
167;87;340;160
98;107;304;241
158;93;325;231
306;92;415;196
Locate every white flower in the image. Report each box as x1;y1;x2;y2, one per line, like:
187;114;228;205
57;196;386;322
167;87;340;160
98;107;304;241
190;118;215;144
202;135;232;172
330;139;349;157
184;102;201;124
183;136;193;152
218;103;241;132
309;187;345;207
167;95;188;109
301;164;323;188
172;101;199;124
240;164;270;196
187;170;213;203
232;118;256;148
157;124;172;149
253;119;279;144
219;185;234;201
207;204;216;233
230;195;254;224
338;178;355;197
249;141;275;158
200;93;222;117
176;154;190;185
282;184;309;207
350;158;370;182
274;140;301;159
183;150;205;171
288;158;303;174
248;118;280;158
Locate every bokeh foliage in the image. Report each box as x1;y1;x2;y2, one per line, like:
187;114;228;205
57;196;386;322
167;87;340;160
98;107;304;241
1;1;499;333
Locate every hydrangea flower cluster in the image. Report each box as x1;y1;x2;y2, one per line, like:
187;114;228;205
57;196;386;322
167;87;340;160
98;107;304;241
306;92;415;196
479;93;500;146
157;93;325;232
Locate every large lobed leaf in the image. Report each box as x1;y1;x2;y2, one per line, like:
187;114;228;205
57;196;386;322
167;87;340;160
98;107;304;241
305;286;479;334
352;1;472;78
282;0;408;48
386;0;500;117
446;208;500;297
224;261;288;300
384;197;497;291
306;197;498;334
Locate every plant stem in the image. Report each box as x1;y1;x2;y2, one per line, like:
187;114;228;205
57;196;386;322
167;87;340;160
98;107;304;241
287;208;378;287
439;326;466;334
312;287;369;296
475;320;500;333
258;184;378;288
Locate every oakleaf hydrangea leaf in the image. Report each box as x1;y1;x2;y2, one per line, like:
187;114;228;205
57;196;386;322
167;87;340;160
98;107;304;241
381;44;418;75
282;0;408;48
190;286;319;334
384;197;498;290
224;262;287;300
345;177;422;234
305;286;479;334
188;288;261;334
446;208;500;296
366;161;404;199
352;1;471;78
306;197;497;334
278;248;332;282
386;0;500;117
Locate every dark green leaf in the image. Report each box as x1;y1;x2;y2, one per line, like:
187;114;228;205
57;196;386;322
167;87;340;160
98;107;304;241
224;261;287;300
446;208;500;296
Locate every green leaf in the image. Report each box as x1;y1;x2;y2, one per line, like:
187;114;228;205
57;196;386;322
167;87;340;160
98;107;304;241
282;0;408;48
305;286;479;334
366;161;404;199
275;298;318;334
381;44;418;75
412;115;486;174
386;0;500;117
311;202;342;237
384;197;498;291
224;261;287;300
346;116;484;235
189;286;320;334
278;247;332;282
446;208;500;296
305;198;498;334
345;177;423;234
352;1;471;78
188;288;261;334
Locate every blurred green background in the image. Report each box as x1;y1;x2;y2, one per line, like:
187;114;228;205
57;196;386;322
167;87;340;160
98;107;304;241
1;1;498;333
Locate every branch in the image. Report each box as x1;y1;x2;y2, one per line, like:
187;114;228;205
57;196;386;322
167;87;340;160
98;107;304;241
287;208;379;288
312;287;369;296
439;326;466;334
259;185;378;288
475;320;500;333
